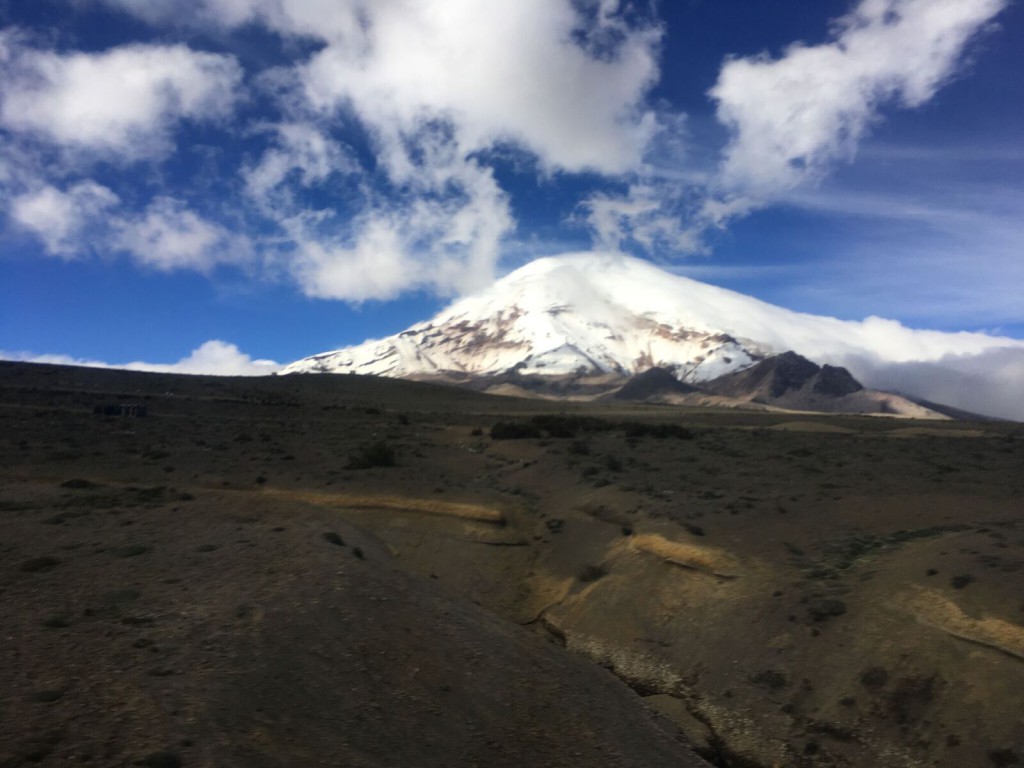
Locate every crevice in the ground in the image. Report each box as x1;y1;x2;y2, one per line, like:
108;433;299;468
597;658;776;768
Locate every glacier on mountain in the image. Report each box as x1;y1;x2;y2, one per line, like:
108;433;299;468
283;252;1024;417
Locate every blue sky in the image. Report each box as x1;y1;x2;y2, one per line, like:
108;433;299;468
1;0;1022;374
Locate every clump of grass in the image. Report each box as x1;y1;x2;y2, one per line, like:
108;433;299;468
950;574;975;589
860;667;889;690
490;422;542;440
112;545;150;558
101;588;140;605
621;422;693;440
139;750;182;768
885;675;938;725
577;564;608;583
750;669;788;691
346;441;396;469
807;598;847;622
20;556;60;573
989;748;1021;767
32;689;64;704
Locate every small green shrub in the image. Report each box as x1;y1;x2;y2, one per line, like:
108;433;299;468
988;748;1021;767
112;545;150;558
567;440;590;456
860;667;889;689
346;441;396;469
807;598;847;622
621;422;693;440
750;669;788;690
20;556;60;572
490;422;541;440
951;574;975;589
577;564;608;583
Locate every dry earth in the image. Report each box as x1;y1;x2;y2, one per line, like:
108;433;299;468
2;361;1023;767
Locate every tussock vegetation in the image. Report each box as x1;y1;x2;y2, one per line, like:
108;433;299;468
629;534;738;578
490;421;542;439
346;441;397;469
260;488;506;525
491;414;693;440
901;587;1024;661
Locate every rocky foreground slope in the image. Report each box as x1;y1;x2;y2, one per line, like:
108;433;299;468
3;361;1022;767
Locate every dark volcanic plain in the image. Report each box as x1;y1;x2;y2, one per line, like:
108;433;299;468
1;360;1022;767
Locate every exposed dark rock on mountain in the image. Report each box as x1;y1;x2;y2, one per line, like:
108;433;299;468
705;351;862;402
613;367;701;401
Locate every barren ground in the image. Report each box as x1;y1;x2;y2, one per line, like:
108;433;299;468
2;361;1022;767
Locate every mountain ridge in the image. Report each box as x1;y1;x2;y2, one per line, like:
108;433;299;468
283;253;1020;418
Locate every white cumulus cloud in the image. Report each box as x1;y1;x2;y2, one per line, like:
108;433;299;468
285;151;513;301
294;0;661;177
10;182;253;272
592;0;1011;257
10;182;119;256
90;0;664;301
113;197;254;272
710;0;1007;199
0;34;243;160
1;340;280;376
243;122;356;207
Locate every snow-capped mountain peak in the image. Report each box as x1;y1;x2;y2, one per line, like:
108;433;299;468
283;253;774;381
282;253;1024;400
